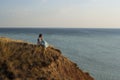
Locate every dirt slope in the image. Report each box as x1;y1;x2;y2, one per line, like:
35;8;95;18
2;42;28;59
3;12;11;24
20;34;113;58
0;37;94;80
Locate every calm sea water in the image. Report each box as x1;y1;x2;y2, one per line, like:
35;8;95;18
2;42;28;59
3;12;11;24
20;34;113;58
0;28;120;80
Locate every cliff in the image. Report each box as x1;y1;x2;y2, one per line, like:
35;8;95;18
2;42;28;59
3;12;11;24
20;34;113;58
0;37;94;80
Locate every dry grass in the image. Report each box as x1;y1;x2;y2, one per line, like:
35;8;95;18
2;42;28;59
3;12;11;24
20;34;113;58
0;37;94;80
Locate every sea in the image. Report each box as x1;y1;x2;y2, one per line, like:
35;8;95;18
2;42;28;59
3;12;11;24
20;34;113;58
0;28;120;80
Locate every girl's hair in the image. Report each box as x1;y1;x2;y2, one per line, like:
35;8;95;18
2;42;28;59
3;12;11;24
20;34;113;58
39;34;42;37
37;39;39;42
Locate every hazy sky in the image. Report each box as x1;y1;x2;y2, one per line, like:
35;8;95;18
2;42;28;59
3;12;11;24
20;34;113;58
0;0;120;28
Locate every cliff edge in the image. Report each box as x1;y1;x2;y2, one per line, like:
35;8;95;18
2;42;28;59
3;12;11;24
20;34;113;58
0;37;94;80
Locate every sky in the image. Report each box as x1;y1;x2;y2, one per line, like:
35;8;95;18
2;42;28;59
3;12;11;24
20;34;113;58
0;0;120;28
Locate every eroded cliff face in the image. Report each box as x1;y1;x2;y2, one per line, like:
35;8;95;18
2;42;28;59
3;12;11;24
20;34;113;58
0;37;94;80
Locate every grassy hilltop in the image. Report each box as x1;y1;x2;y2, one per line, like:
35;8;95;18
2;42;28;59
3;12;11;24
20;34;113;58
0;37;94;80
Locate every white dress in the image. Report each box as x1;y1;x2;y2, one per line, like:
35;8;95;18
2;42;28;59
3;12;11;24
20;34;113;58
38;38;49;48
